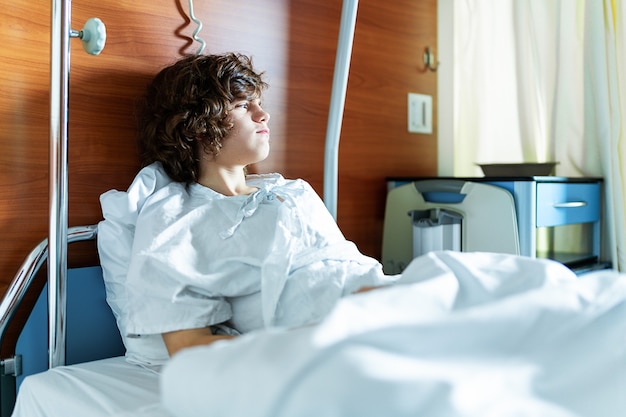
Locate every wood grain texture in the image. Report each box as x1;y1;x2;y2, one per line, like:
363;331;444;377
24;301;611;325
0;0;437;351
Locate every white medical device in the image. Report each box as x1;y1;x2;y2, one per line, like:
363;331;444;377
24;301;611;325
382;180;520;274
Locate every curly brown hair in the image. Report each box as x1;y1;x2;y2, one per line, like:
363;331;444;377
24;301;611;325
136;53;267;183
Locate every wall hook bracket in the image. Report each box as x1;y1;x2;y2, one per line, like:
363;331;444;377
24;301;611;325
423;46;439;72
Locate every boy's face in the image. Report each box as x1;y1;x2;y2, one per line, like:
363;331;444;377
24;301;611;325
214;97;271;168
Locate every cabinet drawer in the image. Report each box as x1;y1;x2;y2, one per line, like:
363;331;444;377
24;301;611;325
536;182;600;227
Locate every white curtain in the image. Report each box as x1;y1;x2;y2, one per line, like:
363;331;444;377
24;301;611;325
454;0;523;175
453;0;626;270
584;0;626;269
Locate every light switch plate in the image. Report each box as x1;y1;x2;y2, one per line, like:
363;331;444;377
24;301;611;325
408;93;432;134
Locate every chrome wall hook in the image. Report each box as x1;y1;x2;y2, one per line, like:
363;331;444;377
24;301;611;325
423;46;439;72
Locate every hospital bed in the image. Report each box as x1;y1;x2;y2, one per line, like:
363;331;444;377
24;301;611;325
4;212;626;417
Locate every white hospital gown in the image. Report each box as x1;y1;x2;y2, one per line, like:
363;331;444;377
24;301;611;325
125;173;394;339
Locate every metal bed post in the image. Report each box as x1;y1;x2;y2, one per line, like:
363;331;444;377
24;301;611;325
323;0;359;220
49;0;72;369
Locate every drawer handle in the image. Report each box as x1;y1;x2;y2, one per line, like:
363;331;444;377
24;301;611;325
552;201;587;208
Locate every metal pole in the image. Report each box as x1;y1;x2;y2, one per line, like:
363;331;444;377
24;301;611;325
49;0;71;368
323;0;359;220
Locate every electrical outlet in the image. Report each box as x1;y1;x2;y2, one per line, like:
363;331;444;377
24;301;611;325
408;93;432;134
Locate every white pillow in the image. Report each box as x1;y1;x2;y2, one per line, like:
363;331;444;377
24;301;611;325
97;162;173;366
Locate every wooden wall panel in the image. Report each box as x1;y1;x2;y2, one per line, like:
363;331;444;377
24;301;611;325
0;0;436;349
1;3;53;298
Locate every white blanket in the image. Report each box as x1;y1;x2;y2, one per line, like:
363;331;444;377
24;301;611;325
161;251;626;417
13;357;168;417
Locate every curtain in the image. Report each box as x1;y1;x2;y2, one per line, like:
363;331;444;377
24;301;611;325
453;0;625;270
584;0;625;269
454;0;522;176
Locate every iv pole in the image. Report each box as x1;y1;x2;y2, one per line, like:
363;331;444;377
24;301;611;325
323;0;358;220
49;0;106;368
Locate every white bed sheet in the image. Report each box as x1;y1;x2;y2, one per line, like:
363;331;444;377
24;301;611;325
12;356;169;417
162;251;626;417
